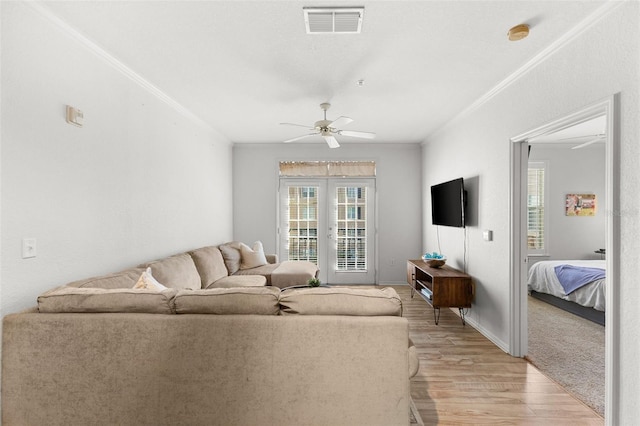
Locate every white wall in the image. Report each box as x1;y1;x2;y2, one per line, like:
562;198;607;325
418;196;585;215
422;3;639;422
232;143;422;284
529;143;606;261
0;2;233;316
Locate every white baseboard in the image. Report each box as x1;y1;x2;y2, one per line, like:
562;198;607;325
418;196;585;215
460;312;510;354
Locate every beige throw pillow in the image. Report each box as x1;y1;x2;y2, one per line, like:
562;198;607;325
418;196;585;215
219;242;242;274
133;267;168;290
240;241;268;270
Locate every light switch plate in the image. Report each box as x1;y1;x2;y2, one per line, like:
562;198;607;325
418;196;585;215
483;230;493;242
66;105;83;127
22;238;36;258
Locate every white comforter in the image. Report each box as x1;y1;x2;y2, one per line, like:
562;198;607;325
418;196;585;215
527;260;606;311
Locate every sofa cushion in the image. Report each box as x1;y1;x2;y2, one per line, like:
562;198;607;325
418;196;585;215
206;275;267;289
67;267;145;289
239;241;268;270
408;338;419;378
279;287;402;316
189;246;229;288
143;253;201;290
37;286;177;314
219;242;242;275
173;287;280;315
271;260;319;289
133;267;168;290
232;262;280;286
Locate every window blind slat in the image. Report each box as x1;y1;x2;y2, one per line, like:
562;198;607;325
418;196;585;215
527;163;546;252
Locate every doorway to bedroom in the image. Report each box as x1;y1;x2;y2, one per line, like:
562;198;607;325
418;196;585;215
525;118;607;416
509;95;620;422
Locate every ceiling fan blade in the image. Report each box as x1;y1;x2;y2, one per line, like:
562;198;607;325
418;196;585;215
571;138;603;150
338;130;376;139
323;135;340;149
329;116;353;129
280;122;314;129
556;133;605;142
284;133;317;143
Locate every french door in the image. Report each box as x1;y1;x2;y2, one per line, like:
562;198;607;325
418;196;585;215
278;178;376;284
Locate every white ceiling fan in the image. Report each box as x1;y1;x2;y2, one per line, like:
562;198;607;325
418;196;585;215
559;133;606;149
280;103;375;149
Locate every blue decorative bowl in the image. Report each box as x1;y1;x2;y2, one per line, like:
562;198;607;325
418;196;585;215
422;255;446;268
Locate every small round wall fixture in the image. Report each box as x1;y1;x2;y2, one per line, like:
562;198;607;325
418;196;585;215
508;24;530;41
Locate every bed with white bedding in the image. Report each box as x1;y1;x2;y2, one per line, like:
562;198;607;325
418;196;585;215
527;259;606;324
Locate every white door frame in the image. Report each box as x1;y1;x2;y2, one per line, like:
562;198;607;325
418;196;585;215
278;179;328;277
509;94;620;424
277;177;377;284
326;178;376;284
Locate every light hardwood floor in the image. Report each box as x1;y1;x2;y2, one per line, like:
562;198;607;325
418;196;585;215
390;284;603;425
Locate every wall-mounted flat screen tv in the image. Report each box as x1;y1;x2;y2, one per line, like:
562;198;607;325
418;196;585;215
431;177;466;228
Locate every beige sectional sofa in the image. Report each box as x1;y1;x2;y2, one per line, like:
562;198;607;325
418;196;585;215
2;244;418;426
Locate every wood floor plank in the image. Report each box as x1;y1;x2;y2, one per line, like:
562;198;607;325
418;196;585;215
387;284;604;425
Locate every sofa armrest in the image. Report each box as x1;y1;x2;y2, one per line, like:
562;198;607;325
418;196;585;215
408;338;419;378
266;254;278;264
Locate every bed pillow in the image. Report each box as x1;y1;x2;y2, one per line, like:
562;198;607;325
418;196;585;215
240;241;268;270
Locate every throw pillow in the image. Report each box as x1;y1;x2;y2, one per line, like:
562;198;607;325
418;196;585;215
219;242;242;274
133;267;168;290
240;241;268;270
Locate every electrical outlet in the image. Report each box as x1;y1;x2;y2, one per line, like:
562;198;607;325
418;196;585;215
22;238;36;259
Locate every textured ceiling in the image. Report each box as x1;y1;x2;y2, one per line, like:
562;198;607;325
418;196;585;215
39;1;608;145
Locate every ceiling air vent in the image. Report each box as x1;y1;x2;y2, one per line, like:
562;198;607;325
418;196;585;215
304;7;364;34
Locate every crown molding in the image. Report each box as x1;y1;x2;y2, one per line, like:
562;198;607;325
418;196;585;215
426;1;624;143
21;1;229;143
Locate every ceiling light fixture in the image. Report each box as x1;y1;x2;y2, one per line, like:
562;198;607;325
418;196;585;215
356;79;365;87
508;24;530;41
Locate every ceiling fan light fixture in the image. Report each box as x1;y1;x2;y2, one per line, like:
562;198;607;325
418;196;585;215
508;24;530;41
280;102;375;148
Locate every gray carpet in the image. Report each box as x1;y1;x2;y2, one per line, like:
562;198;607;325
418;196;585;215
527;296;604;416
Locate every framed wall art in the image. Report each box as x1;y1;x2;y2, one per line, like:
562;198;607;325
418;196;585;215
565;193;596;216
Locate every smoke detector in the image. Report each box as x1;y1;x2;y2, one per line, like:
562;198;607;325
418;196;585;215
304;7;364;34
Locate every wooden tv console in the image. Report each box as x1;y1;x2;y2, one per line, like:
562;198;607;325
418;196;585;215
407;259;473;325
